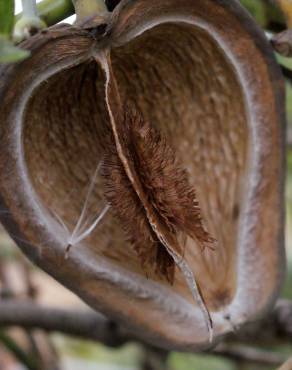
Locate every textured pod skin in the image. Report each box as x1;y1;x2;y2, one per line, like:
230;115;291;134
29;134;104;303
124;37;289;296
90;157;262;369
0;0;286;350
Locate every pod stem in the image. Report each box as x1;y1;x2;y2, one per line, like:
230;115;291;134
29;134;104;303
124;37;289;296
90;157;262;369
15;0;74;27
72;0;107;22
22;0;38;18
14;0;46;42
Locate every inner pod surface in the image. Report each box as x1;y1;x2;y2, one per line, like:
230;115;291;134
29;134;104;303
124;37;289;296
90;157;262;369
23;22;248;311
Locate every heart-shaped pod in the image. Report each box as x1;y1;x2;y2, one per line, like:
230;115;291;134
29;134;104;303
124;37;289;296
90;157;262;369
0;0;286;350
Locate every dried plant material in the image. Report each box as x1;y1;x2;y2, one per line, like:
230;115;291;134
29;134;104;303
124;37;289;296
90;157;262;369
101;97;216;340
101;120;176;283
54;163;110;258
0;0;285;350
102;107;215;271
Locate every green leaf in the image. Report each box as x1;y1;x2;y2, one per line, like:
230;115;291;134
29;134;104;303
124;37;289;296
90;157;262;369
0;37;30;63
0;0;15;36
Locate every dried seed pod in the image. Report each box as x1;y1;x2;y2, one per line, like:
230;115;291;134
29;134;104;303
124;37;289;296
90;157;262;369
0;0;286;350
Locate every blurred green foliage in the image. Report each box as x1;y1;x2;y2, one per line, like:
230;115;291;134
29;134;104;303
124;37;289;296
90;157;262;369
14;0;74;26
240;0;284;28
170;352;236;370
240;0;268;26
0;38;29;63
0;0;14;35
0;0;30;62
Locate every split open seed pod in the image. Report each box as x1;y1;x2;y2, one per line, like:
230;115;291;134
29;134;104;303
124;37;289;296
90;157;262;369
0;0;286;350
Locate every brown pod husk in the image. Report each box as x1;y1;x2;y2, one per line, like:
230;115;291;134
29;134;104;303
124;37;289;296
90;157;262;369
0;0;286;350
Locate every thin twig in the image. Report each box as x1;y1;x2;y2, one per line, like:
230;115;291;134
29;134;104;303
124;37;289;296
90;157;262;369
0;299;292;357
0;300;134;347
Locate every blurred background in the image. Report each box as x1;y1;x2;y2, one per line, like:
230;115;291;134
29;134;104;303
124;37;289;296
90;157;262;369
0;1;291;369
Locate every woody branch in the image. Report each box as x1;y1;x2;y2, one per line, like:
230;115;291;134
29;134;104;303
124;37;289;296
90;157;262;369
0;299;292;365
